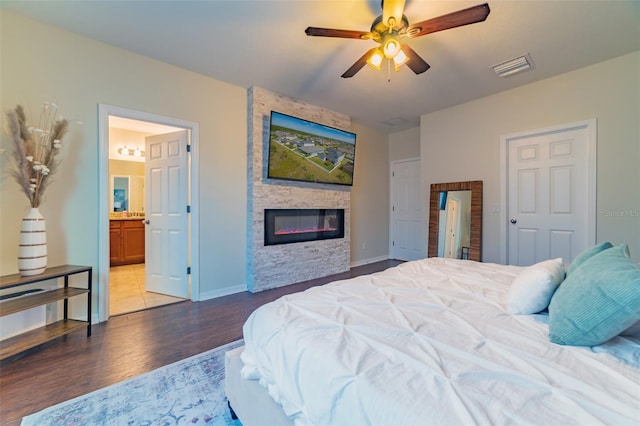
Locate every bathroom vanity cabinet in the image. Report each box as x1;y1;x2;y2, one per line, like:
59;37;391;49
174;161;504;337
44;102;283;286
110;219;145;266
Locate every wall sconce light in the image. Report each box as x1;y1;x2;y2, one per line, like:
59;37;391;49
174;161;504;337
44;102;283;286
118;146;145;157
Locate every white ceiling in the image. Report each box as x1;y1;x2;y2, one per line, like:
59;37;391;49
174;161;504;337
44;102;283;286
3;0;639;132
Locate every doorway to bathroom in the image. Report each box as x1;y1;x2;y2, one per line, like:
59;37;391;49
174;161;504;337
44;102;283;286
108;117;186;316
98;105;200;322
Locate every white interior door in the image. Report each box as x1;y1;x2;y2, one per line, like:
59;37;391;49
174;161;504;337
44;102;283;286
444;197;461;258
391;159;424;260
506;122;595;266
145;130;189;297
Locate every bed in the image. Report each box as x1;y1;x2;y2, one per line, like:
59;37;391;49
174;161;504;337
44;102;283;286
226;253;640;425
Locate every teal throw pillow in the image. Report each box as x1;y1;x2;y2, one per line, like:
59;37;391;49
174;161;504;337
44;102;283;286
548;244;640;346
566;241;613;276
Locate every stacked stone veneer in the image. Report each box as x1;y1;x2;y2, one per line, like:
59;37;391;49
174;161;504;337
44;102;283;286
247;86;351;292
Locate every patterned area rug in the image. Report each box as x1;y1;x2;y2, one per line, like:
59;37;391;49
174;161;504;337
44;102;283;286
21;340;244;425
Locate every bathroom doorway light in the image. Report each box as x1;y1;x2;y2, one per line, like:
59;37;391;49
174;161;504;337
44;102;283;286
118;146;145;157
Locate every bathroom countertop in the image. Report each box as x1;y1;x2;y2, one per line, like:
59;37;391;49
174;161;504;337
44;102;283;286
109;216;145;221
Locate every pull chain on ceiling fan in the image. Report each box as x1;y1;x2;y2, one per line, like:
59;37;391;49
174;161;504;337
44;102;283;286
305;1;491;78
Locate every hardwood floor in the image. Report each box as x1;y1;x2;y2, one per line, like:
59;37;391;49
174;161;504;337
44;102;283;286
0;259;402;425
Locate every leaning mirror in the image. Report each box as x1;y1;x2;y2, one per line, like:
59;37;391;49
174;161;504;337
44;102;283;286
428;181;483;262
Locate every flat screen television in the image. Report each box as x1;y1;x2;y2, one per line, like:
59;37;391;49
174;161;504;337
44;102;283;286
267;111;357;186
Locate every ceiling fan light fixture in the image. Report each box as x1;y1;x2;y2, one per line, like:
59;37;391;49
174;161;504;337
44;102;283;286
367;49;384;70
307;2;490;78
382;38;400;58
393;49;409;70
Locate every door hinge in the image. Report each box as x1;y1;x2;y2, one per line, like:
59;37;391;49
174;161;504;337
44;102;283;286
186;144;191;153
187;266;191;275
392;241;395;246
187;205;191;213
392;205;395;211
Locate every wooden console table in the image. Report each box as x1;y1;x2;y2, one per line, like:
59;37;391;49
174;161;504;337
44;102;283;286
0;265;92;360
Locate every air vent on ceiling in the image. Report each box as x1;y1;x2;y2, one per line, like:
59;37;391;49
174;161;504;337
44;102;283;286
492;54;534;78
384;117;409;127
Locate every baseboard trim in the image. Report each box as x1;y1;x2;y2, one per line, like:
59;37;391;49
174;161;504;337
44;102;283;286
350;255;390;268
196;258;394;301
199;284;247;301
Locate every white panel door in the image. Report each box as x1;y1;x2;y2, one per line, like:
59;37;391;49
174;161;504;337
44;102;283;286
391;159;424;261
145;130;189;297
443;197;461;258
507;125;592;266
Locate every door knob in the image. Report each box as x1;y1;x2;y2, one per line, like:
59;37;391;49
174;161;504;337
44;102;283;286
510;219;517;224
143;219;150;225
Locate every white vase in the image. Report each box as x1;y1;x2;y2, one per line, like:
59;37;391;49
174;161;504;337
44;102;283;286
18;207;47;276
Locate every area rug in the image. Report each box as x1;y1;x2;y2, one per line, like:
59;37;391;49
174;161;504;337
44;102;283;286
21;340;244;425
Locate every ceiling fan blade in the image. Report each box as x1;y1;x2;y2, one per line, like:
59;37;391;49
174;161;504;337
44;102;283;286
401;44;430;74
341;47;378;78
382;0;406;27
305;27;371;39
407;3;490;38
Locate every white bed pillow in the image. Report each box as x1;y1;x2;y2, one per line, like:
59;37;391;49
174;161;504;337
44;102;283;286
507;258;565;314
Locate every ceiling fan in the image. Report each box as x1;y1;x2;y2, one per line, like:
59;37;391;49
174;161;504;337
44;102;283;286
305;1;490;78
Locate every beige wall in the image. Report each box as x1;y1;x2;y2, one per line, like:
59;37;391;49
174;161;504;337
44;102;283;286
389;126;420;162
0;11;247;307
0;10;392;326
109;159;145;177
421;51;640;263
350;121;390;264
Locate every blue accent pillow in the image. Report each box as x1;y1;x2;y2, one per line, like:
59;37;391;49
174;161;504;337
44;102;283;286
548;244;640;346
566;241;613;276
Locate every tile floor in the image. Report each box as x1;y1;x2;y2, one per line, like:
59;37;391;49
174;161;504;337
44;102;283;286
109;263;185;316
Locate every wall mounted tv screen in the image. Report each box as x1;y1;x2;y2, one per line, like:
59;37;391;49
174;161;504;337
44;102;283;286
267;111;357;186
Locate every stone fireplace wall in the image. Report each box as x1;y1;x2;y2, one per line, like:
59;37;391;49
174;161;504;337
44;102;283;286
247;86;351;292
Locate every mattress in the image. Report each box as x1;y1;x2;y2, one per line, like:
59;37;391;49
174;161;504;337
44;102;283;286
240;258;640;425
225;345;293;426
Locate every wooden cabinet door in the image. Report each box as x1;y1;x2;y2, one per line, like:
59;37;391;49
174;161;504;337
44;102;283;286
122;220;145;264
109;221;123;265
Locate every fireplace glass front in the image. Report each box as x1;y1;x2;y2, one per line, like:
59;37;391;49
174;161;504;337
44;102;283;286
264;209;345;246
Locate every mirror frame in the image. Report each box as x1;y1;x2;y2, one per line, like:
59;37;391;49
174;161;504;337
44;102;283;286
428;180;483;262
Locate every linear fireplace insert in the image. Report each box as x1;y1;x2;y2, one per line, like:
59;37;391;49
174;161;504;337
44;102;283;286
264;209;345;246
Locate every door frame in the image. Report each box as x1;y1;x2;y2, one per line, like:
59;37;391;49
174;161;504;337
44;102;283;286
389;157;424;260
499;119;597;264
97;104;200;323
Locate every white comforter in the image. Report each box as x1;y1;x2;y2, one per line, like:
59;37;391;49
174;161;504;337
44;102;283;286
241;258;640;425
